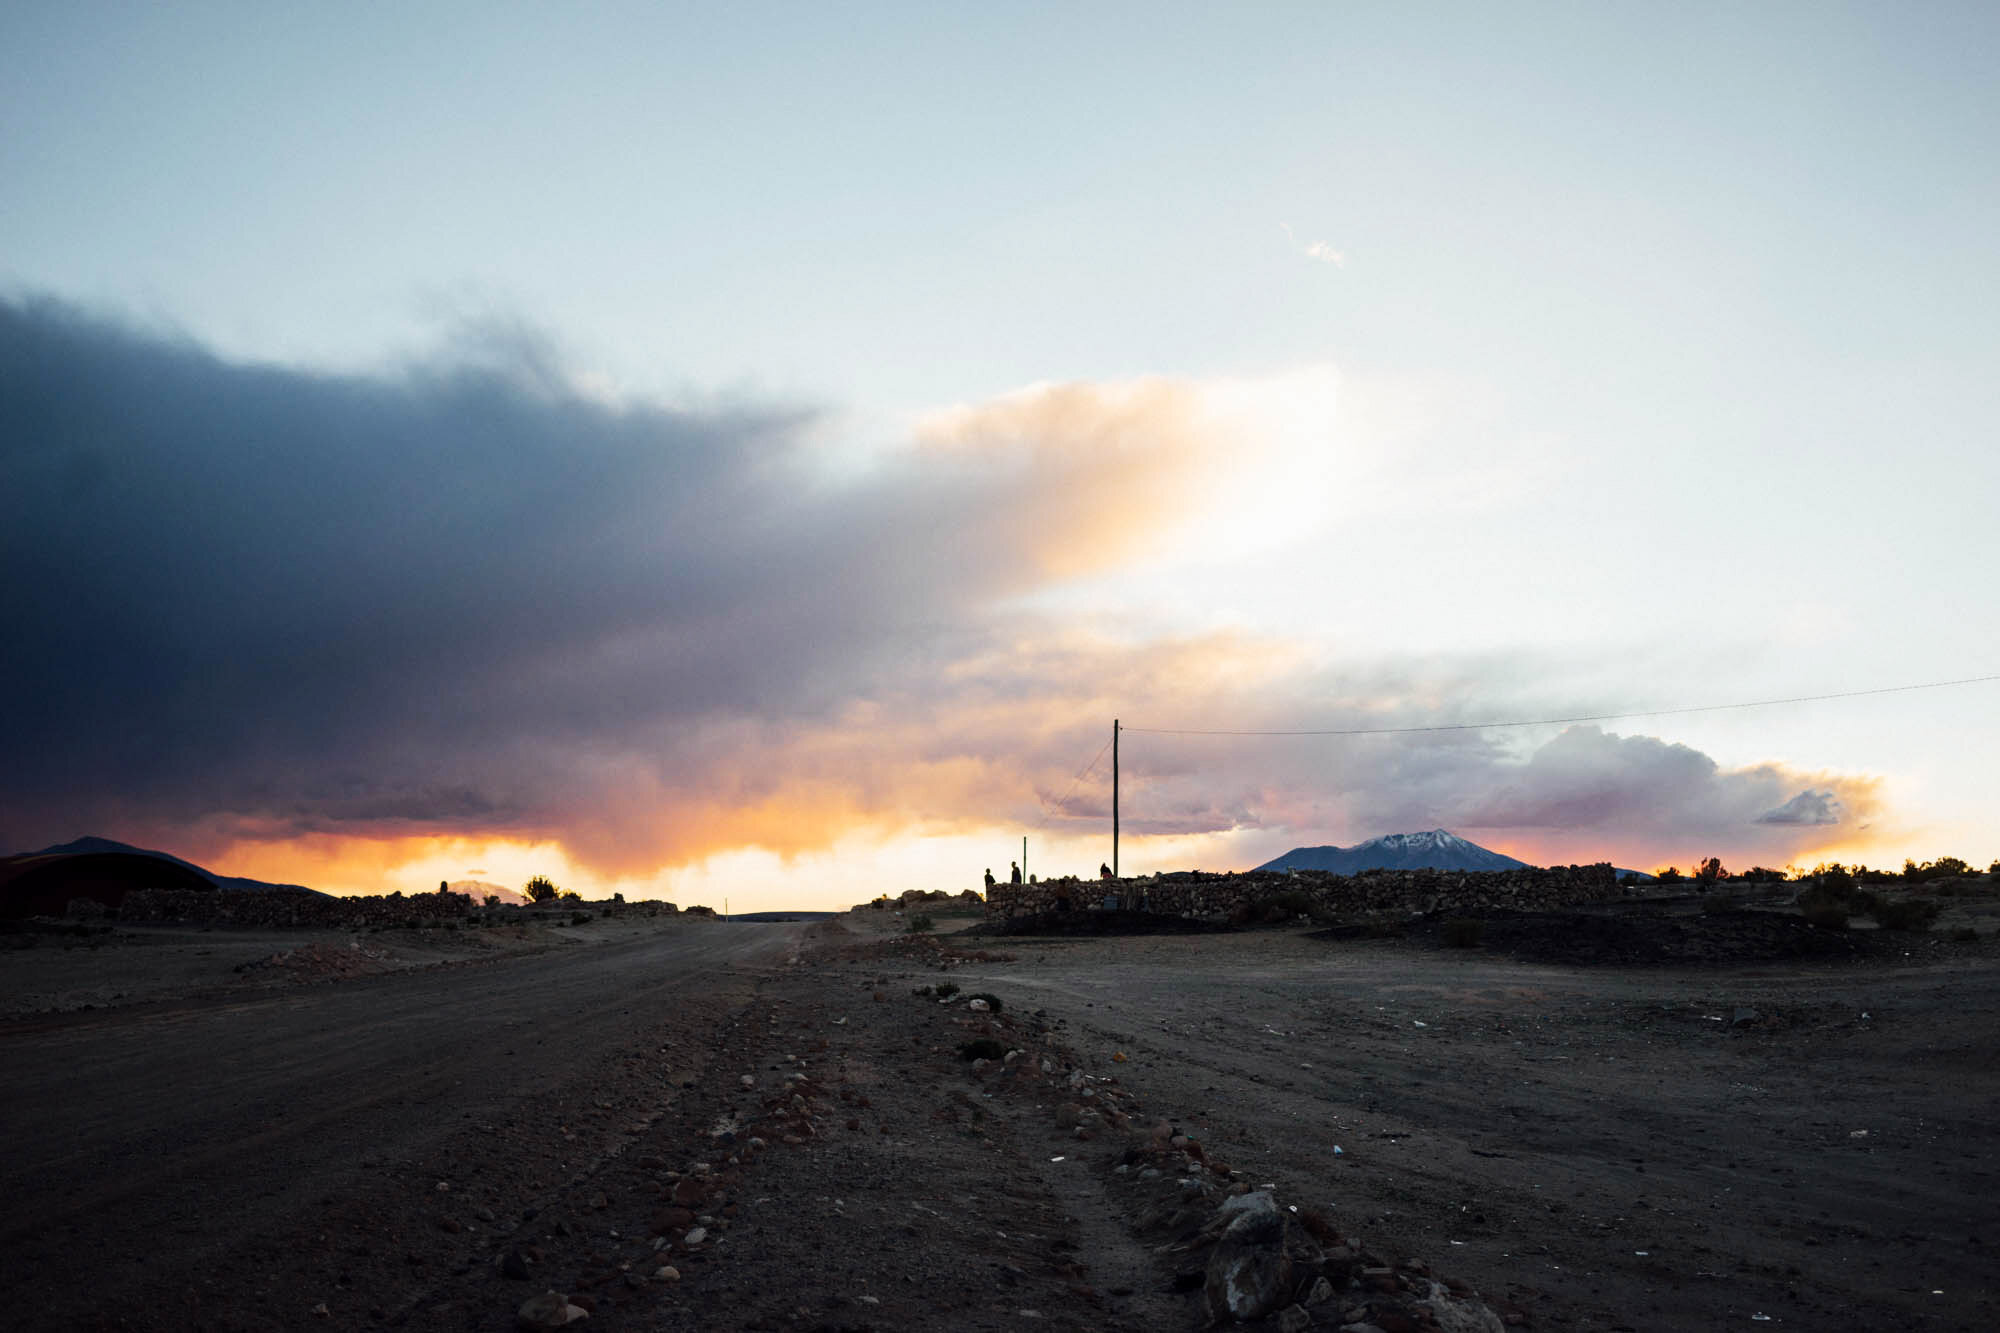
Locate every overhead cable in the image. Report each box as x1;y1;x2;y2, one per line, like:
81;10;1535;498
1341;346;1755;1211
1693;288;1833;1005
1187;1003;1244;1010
1120;672;2000;738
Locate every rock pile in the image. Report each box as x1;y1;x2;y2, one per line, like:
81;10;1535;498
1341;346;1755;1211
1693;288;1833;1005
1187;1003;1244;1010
1110;1151;1508;1330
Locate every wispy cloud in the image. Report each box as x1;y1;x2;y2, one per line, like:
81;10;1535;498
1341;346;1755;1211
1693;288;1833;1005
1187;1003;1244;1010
1280;221;1346;266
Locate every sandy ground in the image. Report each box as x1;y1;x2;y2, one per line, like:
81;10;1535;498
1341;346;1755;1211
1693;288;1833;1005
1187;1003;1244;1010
0;916;659;1015
2;898;1995;1331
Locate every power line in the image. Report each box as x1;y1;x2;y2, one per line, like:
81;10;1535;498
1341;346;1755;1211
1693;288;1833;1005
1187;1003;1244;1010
1032;733;1114;829
1121;672;2000;738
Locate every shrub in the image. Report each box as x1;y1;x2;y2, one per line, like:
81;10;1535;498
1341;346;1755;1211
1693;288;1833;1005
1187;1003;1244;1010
933;982;960;1000
1799;878;1888;929
905;914;935;934
1251;890;1320;923
1656;866;1683;884
1867;897;1941;932
1737;866;1787;883
569;910;592;925
957;1038;1006;1062
1693;856;1726;887
1441;918;1484;949
1950;926;1979;942
967;991;1004;1013
524;875;559;904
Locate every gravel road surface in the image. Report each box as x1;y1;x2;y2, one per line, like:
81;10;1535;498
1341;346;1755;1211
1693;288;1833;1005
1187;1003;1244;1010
1;919;800;1328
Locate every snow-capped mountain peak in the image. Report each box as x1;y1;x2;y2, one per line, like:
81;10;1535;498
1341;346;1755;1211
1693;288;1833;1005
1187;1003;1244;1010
1253;830;1530;875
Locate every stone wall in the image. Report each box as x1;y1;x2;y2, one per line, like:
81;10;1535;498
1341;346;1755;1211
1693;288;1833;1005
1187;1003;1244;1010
985;863;1624;922
117;889;684;929
121;888;477;928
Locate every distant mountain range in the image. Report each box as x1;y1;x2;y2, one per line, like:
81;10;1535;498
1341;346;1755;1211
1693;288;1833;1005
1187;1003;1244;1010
1255;830;1536;874
450;879;527;906
29;836;324;895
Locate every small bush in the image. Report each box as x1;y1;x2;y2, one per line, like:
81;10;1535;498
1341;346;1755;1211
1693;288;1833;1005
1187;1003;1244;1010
967;991;1004;1013
933;982;960;1000
1253;890;1320;921
957;1038;1006;1062
1867;897;1941;932
1950;926;1979;942
1441;917;1484;948
569;910;592;925
905;914;935;934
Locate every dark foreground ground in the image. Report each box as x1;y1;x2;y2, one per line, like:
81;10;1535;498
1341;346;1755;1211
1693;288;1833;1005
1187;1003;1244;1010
2;901;1995;1331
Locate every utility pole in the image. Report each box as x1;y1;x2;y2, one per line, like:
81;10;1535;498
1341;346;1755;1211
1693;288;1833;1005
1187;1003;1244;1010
1112;717;1120;877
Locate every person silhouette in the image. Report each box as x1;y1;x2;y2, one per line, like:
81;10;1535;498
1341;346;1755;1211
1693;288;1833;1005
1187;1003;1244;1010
983;868;996;893
1010;861;1022;885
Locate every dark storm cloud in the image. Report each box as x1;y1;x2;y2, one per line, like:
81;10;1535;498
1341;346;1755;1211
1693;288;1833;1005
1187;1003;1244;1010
0;296;1022;851
0;296;1889;874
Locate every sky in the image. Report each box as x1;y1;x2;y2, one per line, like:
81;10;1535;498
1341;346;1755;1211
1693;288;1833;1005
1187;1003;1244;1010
3;2;1997;909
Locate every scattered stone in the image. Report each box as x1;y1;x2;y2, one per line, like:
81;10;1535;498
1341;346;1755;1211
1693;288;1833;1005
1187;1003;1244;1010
653;1265;680;1283
516;1290;588;1329
683;1226;708;1246
1417;1280;1507;1333
1276;1304;1311;1332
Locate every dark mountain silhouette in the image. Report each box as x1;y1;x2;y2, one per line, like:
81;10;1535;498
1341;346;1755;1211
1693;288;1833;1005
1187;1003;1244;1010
30;837;322;895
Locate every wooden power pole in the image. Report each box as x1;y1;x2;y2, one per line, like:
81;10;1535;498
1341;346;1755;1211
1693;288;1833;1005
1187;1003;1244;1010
1112;718;1120;877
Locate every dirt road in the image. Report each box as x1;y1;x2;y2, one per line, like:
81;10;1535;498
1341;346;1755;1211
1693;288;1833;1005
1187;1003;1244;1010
950;927;2000;1331
0;919;801;1328
4;910;1994;1331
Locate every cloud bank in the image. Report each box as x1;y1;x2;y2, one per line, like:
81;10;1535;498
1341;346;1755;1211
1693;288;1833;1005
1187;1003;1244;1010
0;295;1880;879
